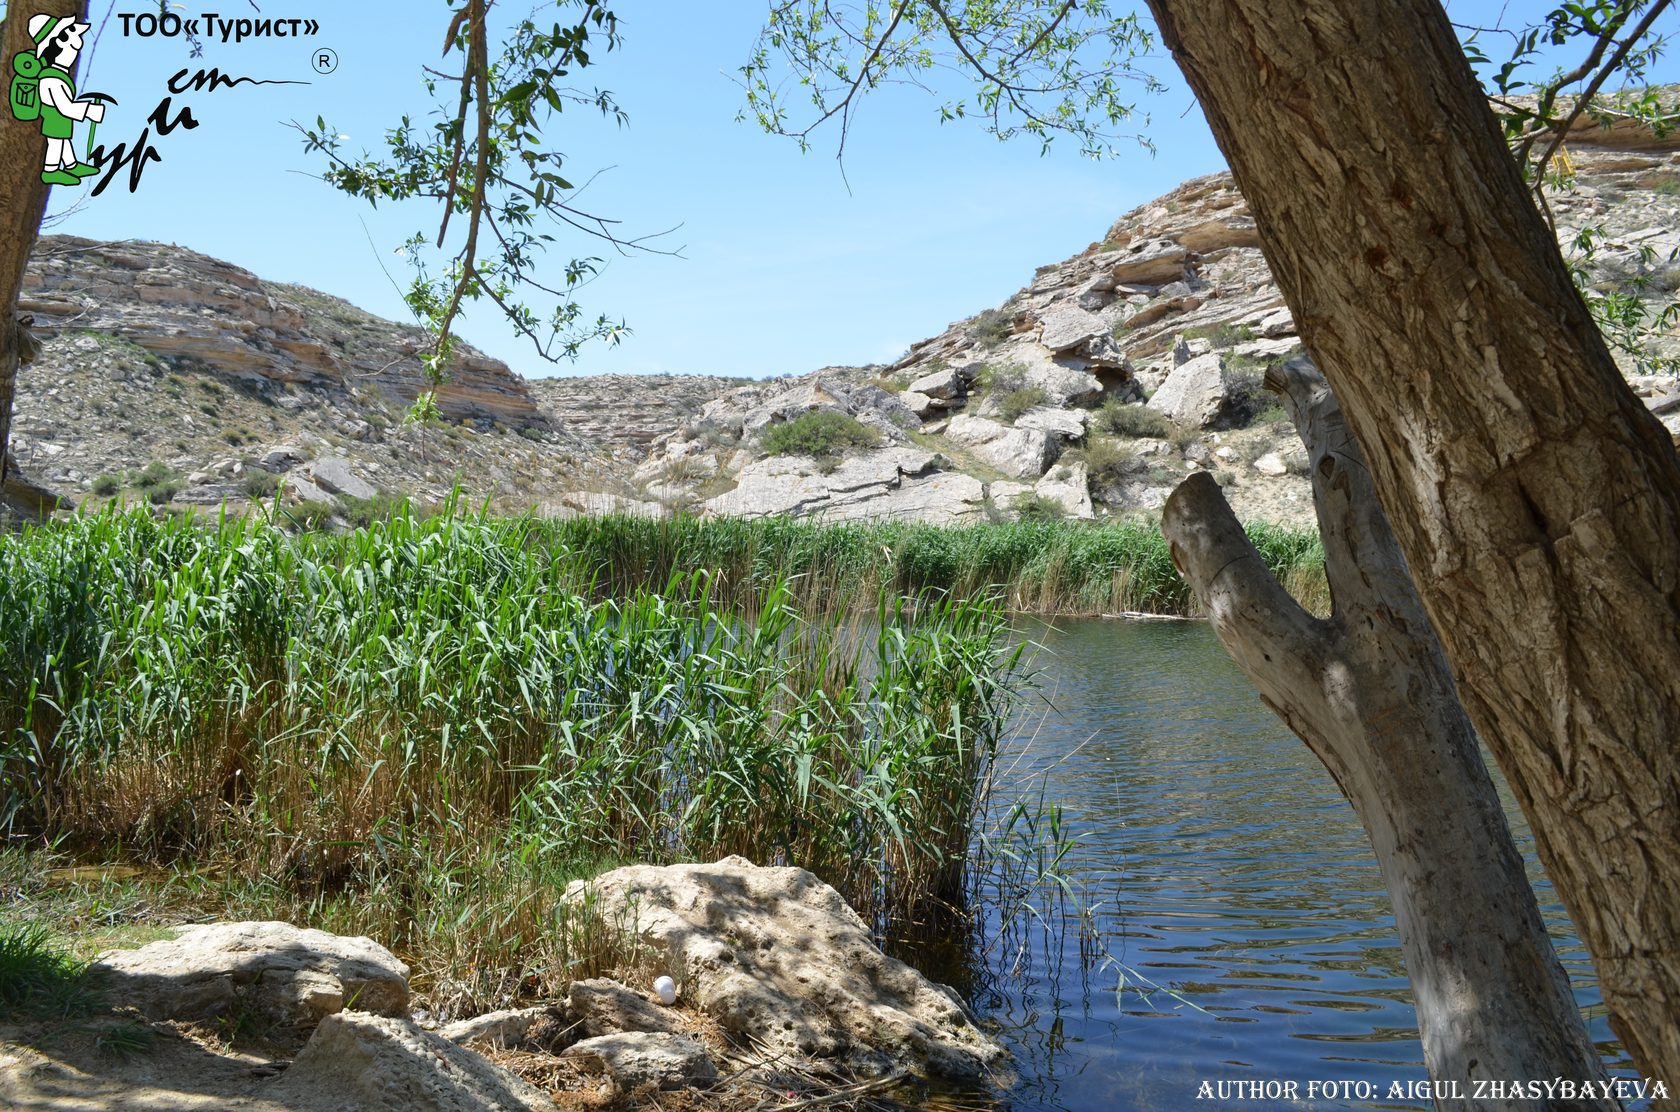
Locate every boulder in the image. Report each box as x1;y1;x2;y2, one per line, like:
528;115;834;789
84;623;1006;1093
1010;352;1104;407
569;977;684;1038
94;921;409;1032
1015;407;1088;441
561;857;1003;1081
259;444;304;472
286;476;336;505
1101;238;1190;286
267;1012;550;1111
1146;353;1229;427
438;1005;565;1050
1252;451;1288;476
945;414;1056;479
562;1032;719;1091
1037;305;1109;352
1076;274;1116;311
900;390;937;419
988;481;1033;513
1036;461;1095;520
308;457;377;500
906;365;970;401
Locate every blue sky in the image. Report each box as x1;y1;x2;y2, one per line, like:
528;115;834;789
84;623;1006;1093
13;2;1670;380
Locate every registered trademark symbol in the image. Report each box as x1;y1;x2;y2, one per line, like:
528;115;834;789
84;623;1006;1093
312;48;338;74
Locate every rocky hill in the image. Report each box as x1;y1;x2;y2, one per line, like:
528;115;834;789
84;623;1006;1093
11;128;1680;528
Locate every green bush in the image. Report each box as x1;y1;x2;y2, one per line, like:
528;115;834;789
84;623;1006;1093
132;462;180;506
1182;322;1256;348
90;474;121;498
997;386;1049;423
241;470;281;499
974;362;1028;396
761;410;879;459
1012;493;1066;522
1096;399;1172;439
968;307;1015;348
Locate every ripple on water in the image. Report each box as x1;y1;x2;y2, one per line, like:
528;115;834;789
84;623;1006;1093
936;617;1641;1112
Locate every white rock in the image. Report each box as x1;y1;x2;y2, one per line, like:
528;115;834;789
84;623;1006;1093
1102;238;1190;286
1146;353;1230;428
260;444;305;472
1036;461;1095;520
1015;407;1088;440
570;977;683;1037
438;1005;561;1050
1252;451;1288;476
1037;305;1109;352
94;921;409;1032
308;457;377;500
267;1012;550;1111
562;857;1003;1080
906;366;969;401
900;390;936;418
946;414;1055;479
562;1032;719;1091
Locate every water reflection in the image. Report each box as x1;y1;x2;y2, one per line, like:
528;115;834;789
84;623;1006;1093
946;617;1636;1112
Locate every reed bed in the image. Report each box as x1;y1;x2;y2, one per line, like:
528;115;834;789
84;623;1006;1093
544;514;1329;618
0;506;1044;1014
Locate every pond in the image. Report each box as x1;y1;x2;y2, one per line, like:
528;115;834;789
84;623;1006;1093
949;616;1637;1112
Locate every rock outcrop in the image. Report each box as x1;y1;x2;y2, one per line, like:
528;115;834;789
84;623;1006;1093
562;856;1005;1081
12;123;1677;529
93;921;410;1031
22;238;538;424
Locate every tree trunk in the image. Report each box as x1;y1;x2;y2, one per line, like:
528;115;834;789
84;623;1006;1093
1;2;87;490
1147;0;1680;1083
1162;360;1610;1105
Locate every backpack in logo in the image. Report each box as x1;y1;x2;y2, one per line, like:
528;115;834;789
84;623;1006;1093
10;51;43;122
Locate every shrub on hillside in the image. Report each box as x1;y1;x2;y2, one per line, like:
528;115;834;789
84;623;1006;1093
1012;493;1066;522
761;410;879;460
1096;399;1171;439
133;462;180;505
974;362;1028;396
969;308;1015;348
997;386;1049;423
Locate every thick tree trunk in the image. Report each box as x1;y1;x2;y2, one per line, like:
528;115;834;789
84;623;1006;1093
1147;0;1680;1082
1;2;86;490
1162;361;1610;1106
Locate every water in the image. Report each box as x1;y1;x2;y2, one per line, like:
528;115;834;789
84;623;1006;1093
955;617;1635;1111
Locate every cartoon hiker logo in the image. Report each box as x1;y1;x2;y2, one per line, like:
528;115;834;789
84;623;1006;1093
9;13;117;186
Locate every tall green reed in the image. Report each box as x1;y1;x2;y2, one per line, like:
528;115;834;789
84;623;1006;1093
0;505;1029;949
544;513;1327;617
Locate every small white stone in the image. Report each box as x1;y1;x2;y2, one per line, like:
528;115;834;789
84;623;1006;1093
653;976;677;1005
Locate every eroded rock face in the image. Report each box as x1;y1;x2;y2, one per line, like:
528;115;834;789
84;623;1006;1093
93;922;409;1032
267;1012;551;1112
706;447;989;524
561;856;1005;1081
21;237;537;425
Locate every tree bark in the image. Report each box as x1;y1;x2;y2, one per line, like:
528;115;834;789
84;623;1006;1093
1162;361;1610;1105
1;1;87;491
1146;0;1680;1083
